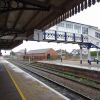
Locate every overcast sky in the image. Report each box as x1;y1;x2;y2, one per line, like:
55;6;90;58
2;2;100;55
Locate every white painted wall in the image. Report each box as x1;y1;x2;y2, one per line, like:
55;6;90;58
88;27;95;36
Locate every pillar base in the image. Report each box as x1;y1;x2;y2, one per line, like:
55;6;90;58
97;60;99;64
61;58;62;62
88;60;91;65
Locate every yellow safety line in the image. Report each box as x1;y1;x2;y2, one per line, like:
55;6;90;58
4;64;26;100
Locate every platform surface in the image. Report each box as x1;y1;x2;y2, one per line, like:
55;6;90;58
0;57;69;100
39;60;100;72
0;63;22;100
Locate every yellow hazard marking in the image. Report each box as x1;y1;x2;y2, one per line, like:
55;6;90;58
4;64;26;100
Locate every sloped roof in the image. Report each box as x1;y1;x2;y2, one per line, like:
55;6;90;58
64;20;98;29
0;0;99;49
28;48;52;54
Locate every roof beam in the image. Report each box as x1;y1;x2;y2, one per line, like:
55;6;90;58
22;11;39;30
13;11;24;28
3;0;11;28
16;0;50;9
4;12;9;28
35;0;84;29
0;27;24;33
0;28;24;37
0;40;22;49
0;0;50;14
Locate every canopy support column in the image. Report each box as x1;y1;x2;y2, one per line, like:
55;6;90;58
96;48;99;64
80;46;82;64
87;48;91;65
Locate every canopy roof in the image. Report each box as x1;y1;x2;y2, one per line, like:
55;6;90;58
0;0;99;49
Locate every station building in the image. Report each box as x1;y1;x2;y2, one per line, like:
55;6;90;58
26;48;58;60
15;48;58;60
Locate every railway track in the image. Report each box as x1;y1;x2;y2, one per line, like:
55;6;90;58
8;59;100;100
32;62;100;89
12;60;100;91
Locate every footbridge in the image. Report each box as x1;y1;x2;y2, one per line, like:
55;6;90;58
33;30;100;49
33;21;100;64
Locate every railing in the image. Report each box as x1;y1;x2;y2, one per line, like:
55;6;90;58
44;30;88;43
33;30;100;48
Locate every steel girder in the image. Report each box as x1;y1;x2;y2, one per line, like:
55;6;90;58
0;0;50;14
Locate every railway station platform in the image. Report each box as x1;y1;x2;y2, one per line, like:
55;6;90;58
0;63;21;100
0;57;68;100
40;60;100;72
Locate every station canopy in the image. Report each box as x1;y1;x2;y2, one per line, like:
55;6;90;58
0;0;99;49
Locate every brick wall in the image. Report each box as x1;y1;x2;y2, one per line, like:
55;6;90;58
25;48;58;60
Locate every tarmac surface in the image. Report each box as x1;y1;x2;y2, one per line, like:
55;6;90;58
0;63;21;100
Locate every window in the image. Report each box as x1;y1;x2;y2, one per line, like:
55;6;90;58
95;32;100;39
74;25;81;33
66;23;73;29
57;22;64;27
74;25;81;30
82;27;88;34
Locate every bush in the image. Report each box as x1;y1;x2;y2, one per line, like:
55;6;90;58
90;51;100;56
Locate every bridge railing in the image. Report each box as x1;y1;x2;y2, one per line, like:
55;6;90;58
44;30;88;43
33;30;100;48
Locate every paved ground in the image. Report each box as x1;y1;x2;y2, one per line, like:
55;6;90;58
0;57;69;100
40;60;100;71
0;64;21;100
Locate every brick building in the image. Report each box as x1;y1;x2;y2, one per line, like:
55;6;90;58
25;48;58;60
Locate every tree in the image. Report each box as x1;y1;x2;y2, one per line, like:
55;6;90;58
90;51;100;56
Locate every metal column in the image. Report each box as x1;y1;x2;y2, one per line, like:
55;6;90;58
87;48;91;65
60;43;63;62
0;50;1;56
96;48;99;64
60;49;62;62
80;46;82;64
